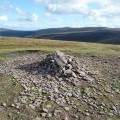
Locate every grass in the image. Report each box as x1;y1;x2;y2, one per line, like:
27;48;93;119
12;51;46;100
0;73;23;103
0;36;120;56
0;73;23;119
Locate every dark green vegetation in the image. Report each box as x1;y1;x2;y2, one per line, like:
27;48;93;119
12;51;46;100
0;27;120;44
0;37;120;120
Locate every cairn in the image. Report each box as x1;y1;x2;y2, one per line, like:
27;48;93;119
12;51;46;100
40;51;95;86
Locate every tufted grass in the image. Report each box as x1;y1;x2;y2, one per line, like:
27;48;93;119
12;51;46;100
0;36;120;56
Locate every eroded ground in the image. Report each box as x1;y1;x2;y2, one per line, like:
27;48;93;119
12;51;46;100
0;52;120;120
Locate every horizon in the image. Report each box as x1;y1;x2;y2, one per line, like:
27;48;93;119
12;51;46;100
0;0;120;30
0;26;117;31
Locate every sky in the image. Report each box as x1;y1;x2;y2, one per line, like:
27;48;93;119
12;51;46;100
0;0;120;30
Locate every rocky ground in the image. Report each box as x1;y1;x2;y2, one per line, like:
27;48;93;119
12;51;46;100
0;51;120;120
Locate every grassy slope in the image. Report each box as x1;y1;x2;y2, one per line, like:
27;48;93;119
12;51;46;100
0;37;120;120
0;37;120;56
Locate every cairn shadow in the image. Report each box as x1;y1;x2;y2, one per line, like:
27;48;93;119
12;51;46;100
16;60;61;77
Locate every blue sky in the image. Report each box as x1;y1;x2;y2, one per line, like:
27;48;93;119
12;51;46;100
0;0;120;30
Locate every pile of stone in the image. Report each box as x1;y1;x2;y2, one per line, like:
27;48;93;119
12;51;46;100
40;51;95;86
1;51;119;119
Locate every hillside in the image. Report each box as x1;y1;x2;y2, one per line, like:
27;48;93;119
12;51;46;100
0;28;35;37
0;27;120;44
0;37;120;120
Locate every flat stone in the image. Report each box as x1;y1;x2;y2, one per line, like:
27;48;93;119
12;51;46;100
42;108;48;113
46;104;52;108
85;112;90;116
64;69;72;75
47;113;52;118
84;76;95;82
54;51;67;67
71;71;77;78
79;71;86;77
41;112;47;117
64;106;70;111
47;75;51;80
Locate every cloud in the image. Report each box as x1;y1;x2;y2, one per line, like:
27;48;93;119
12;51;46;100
18;13;39;22
0;15;8;21
0;1;13;10
34;0;102;13
15;7;28;16
32;13;39;22
0;2;28;17
34;0;120;24
0;1;40;23
34;0;92;14
46;12;51;17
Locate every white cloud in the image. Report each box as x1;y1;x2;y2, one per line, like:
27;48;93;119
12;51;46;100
0;2;40;23
18;13;39;22
0;1;13;10
15;7;28;16
34;0;120;25
32;13;39;22
46;12;51;16
34;0;103;14
0;15;8;21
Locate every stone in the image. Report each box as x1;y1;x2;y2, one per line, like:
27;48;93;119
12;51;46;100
8;113;12;118
35;117;41;120
41;112;47;117
64;106;70;111
71;71;77;78
84;76;95;82
47;113;52;118
29;104;35;109
54;87;59;93
55;51;67;64
54;110;61;116
64;116;69;120
68;57;73;63
58;77;63;81
73;115;79;119
67;92;72;97
79;71;86;77
66;64;72;69
47;75;51;80
20;96;27;104
22;84;30;91
64;69;72;75
85;112;90;116
16;104;21;109
11;103;15;107
0;51;98;119
39;51;95;86
2;102;6;107
46;104;52;108
42;108;48;113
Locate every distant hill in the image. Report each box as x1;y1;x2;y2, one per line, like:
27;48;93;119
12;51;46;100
0;29;36;37
0;27;120;44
